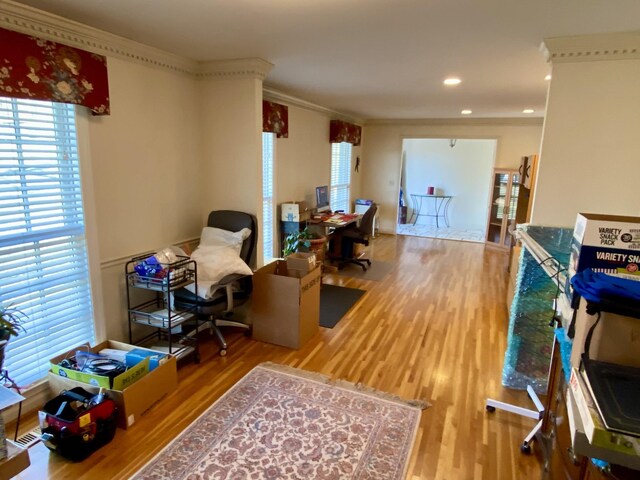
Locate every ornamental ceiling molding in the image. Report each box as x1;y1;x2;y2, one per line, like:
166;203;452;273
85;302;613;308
263;86;364;125
0;0;360;115
0;0;197;74
0;2;286;81
542;31;640;64
364;117;543;127
197;58;274;80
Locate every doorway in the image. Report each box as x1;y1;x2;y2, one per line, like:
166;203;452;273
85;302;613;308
398;138;497;242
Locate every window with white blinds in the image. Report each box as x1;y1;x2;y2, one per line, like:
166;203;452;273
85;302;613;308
262;132;275;263
330;142;351;213
0;98;95;387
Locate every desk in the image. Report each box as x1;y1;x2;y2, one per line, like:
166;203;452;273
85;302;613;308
308;212;359;229
409;194;452;227
308;213;360;262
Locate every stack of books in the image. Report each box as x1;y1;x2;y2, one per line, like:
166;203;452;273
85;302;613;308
569;366;640;459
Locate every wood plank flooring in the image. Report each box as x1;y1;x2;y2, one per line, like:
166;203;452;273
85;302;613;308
13;234;544;479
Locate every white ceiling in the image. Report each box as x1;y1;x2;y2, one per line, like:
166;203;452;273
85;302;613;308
10;0;640;120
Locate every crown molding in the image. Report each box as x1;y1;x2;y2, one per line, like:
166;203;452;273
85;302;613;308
197;58;273;80
262;86;363;124
0;1;282;81
542;31;640;64
0;0;198;74
364;117;544;127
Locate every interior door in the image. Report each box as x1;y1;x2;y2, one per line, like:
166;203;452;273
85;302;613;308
486;170;520;247
503;172;520;247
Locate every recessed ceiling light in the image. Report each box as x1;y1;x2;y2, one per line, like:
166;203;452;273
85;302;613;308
461;109;472;115
443;77;461;86
545;74;552;81
522;109;535;114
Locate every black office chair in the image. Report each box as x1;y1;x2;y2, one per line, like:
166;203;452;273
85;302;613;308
339;203;377;271
174;210;257;356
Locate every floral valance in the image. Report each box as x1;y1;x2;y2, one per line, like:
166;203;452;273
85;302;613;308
329;119;361;146
0;27;110;115
263;100;288;138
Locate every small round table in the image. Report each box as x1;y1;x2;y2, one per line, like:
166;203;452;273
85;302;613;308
408;194;453;228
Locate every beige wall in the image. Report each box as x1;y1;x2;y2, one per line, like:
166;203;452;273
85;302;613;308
200;76;263;223
361;122;543;233
84;58;203;341
275;104;363;208
91;59;203;260
532;58;640;226
270;103;363;254
275;105;332;207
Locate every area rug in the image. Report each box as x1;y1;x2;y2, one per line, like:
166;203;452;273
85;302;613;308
320;284;366;328
396;224;485;243
132;362;428;480
333;260;394;282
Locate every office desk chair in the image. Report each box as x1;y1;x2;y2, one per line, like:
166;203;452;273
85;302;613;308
174;210;257;356
339;203;377;271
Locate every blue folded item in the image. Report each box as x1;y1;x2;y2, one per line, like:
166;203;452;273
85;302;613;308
125;349;167;371
571;269;640;303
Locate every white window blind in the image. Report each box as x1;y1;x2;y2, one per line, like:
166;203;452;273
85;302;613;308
0;98;95;387
262;132;275;263
330;142;351;213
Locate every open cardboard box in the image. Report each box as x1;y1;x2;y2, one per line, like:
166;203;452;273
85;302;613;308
48;341;177;429
251;261;321;349
0;441;30;479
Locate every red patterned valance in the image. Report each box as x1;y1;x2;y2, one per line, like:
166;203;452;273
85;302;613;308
0;27;110;115
263;100;288;138
330;119;361;146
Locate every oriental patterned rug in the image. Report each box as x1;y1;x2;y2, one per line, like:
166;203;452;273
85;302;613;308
133;362;429;480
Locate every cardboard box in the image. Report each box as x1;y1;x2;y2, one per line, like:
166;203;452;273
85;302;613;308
0;441;30;480
281;202;310;222
568;368;640;459
570;307;640;369
50;344;149;390
566;213;640;306
48;341;177;429
286;252;316;276
251;261;321;349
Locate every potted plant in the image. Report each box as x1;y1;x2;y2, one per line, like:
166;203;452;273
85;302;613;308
283;227;312;257
283;227;327;262
0;303;27;371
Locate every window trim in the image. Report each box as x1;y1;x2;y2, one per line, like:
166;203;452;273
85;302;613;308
262;131;276;265
75;108;105;340
330;142;352;213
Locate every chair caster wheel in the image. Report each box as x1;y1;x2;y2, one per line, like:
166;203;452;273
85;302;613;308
486;405;496;413
219;349;227;357
194;353;201;364
244;329;252;337
520;442;531;454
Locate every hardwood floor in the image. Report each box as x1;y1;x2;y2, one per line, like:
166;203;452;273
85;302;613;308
14;234;544;479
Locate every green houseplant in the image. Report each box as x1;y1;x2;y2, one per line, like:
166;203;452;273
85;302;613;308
282;227;327;261
283;227;313;257
0;303;27;371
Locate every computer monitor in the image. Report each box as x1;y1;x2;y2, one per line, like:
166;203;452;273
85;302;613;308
315;185;331;213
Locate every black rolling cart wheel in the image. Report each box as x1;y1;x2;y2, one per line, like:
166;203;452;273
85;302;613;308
520;442;531;454
486;405;496;413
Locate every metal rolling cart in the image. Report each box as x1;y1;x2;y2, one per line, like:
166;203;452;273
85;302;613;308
125;254;200;363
